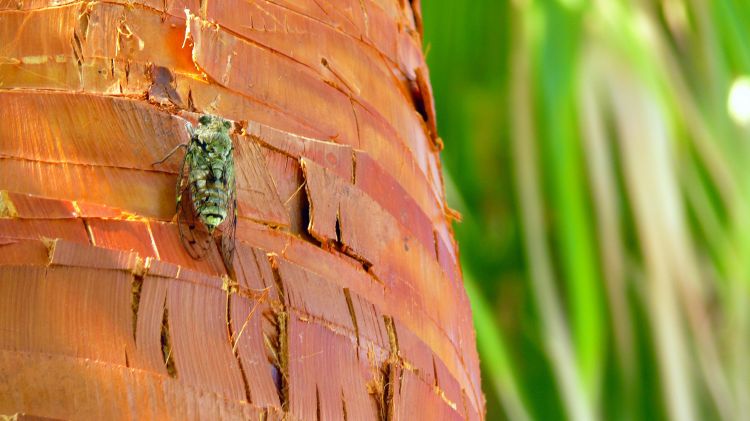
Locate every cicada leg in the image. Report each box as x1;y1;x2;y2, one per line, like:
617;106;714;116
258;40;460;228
152;143;188;167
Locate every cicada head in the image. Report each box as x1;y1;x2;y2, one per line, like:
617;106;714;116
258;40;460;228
195;115;233;161
198;114;232;134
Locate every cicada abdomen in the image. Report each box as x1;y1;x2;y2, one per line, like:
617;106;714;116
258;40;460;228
162;114;237;268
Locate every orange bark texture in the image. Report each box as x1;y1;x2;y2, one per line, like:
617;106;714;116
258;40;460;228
0;1;483;420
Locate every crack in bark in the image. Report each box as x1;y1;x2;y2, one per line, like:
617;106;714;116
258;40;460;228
408;78;429;127
160;299;177;377
320;57;358;95
298;164;384;285
432;229;440;261
343;288;360;354
432;355;439;389
334;211;343;245
315;386;321;421
82;218;95;245
384;315;399;356
380;360;396;421
71;30;84;84
341;388;349;421
385;316;401;414
376;315;399;421
268;255;290;412
131;272;144;341
349;98;362;148
225;289;254;404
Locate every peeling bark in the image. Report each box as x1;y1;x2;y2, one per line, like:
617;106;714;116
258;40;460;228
0;0;483;419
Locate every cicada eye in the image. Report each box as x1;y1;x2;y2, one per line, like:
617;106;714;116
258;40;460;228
223;120;232;130
199;115;212;125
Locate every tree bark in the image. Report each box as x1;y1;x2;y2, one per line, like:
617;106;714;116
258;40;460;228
0;1;483;419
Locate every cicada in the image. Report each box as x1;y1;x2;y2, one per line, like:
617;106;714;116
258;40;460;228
154;115;237;268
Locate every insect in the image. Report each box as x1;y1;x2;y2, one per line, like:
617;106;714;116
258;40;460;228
153;114;237;268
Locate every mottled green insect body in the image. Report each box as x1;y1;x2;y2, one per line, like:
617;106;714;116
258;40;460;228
156;114;237;267
184;115;235;233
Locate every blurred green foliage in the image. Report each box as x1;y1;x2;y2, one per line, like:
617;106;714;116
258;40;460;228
422;1;750;420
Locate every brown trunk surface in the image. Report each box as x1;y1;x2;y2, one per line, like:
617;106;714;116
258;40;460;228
0;1;483;419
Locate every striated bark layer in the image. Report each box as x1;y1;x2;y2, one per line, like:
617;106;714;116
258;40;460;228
0;1;483;419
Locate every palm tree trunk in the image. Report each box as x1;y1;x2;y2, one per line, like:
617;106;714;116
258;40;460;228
0;1;483;419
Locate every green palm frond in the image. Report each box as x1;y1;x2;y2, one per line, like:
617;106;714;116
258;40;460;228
423;0;750;419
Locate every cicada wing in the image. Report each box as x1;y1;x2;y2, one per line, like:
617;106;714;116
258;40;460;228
219;195;237;269
176;151;212;260
219;149;237;270
177;185;213;260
